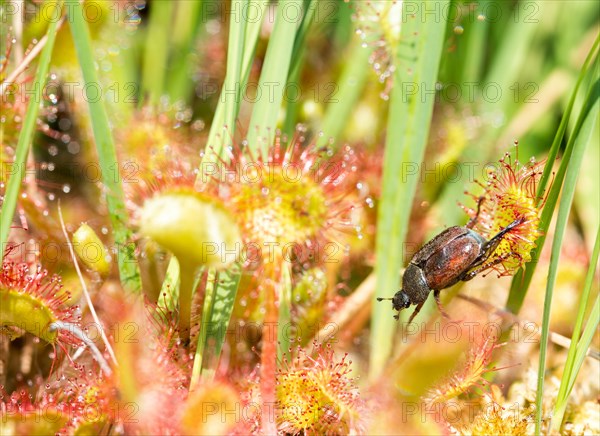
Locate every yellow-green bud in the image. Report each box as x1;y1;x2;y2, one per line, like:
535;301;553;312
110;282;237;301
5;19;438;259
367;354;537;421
73;223;111;277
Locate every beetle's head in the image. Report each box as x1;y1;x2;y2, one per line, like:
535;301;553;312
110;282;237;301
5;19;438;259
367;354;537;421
391;290;411;311
377;290;411;318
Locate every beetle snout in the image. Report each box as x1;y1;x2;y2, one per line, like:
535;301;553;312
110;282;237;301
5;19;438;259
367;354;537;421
392;290;411;311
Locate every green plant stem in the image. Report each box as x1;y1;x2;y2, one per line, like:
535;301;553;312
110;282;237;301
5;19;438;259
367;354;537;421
191;268;217;389
534;79;598;435
552;225;600;431
67;0;141;293
277;263;292;361
0;3;61;263
369;2;449;380
177;261;197;345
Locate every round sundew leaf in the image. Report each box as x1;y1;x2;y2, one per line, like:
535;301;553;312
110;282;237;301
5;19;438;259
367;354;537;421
139;191;242;269
0;289;58;343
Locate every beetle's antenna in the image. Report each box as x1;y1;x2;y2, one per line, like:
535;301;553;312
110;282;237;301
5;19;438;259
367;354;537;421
376;297;393;301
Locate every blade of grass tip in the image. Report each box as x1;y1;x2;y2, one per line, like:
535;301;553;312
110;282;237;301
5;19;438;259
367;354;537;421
159;1;268;311
67;0;141;293
140;1;173;106
317;43;371;148
0;3;61;264
534;79;599;435
552;225;600;431
246;0;303;156
369;2;449;380
506;36;599;314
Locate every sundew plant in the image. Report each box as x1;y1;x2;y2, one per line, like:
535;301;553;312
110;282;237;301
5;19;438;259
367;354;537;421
0;1;598;435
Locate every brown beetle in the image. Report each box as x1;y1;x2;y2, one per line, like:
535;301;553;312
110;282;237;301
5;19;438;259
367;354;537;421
378;200;524;322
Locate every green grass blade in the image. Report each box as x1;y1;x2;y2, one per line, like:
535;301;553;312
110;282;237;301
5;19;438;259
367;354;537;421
317;43;371;147
202;0;268;162
288;0;317;82
191;268;216;389
190;264;242;387
140;1;173;105
67;0;142;293
534;78;599;435
277;263;292;361
506;37;599;314
0;3;61;263
369;1;449;379
166;1;204;103
246;0;303;156
283;0;317;136
566;295;599;394
459;2;489;83
221;0;249;146
552;225;600;431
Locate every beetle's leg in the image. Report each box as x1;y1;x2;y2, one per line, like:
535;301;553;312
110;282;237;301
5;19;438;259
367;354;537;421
466;196;486;229
407;301;426;323
433;290;450;319
460;254;509;281
479;216;525;258
464;217;526;275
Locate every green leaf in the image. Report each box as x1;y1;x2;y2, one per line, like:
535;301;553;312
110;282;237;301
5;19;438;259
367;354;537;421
190;264;242;387
369;2;449;379
0;2;61;264
67;0;142;293
246;0;303;156
506;34;600;314
166;2;204;103
141;1;174;105
317;43;371;148
277;264;293;361
534;77;599;435
552;225;600;431
221;0;249;148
